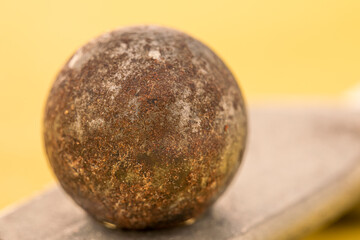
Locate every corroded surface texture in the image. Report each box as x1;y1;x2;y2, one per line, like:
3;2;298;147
43;25;247;229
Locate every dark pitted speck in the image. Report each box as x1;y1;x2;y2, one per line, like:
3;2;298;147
43;25;247;230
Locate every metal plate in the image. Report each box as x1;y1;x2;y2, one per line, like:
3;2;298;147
2;106;360;240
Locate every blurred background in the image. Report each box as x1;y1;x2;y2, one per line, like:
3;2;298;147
1;0;360;239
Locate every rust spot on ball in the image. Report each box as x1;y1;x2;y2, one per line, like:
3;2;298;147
43;25;247;230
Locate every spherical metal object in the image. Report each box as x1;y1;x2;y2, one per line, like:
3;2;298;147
43;26;247;229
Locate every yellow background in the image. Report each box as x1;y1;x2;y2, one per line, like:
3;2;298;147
1;0;360;239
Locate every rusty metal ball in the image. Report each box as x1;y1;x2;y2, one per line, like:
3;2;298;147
43;25;247;229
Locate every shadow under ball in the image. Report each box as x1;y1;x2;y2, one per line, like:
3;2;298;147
43;26;247;230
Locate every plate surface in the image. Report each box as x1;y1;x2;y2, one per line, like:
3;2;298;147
1;106;360;240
